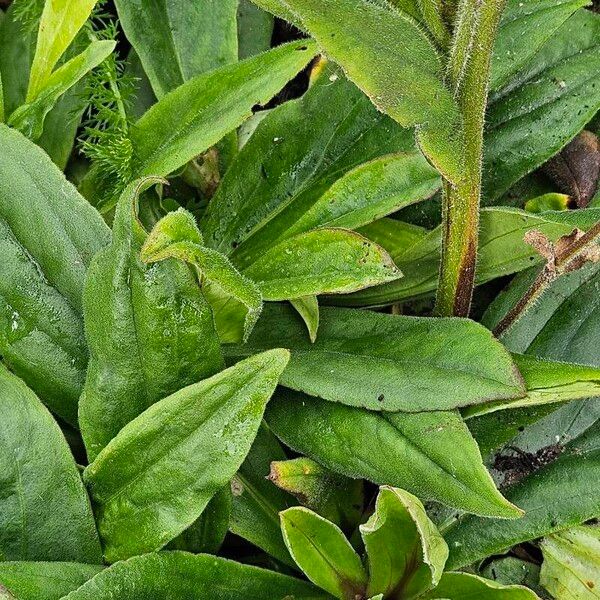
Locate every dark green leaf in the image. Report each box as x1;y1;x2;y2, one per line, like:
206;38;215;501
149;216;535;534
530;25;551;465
0;124;110;426
280;507;367;600
84;350;289;563
0;563;102;600
445;421;600;569
228;303;525;412
61;552;331;599
278;0;464;183
202;64;416;264
491;0;589;91
291;296;320;343
80;178;223;460
167;485;232;555
238;0;274;59
0;365;102;563
484;9;600;201
114;0;238;98
360;487;447;599
230;423;296;566
267;389;521;518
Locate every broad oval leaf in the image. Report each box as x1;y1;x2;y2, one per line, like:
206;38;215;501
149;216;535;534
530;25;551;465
80;178;223;461
228;303;525;412
114;0;238;98
243;229;402;300
0;124;110;426
540;525;600;599
360;487;448;599
280;507;368;600
445;421;600;569
421;572;540;599
61;552;331;599
0;365;102;563
266;389;521;518
84;349;289;563
0;562;103;600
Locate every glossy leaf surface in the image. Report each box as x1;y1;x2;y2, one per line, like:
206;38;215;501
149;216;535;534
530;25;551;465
84;350;289;562
0;365;102;563
0;125;110;425
61;552;331;599
267;389;520;518
243;229;402;300
229;303;525;412
80;178;223;460
281;507;367;600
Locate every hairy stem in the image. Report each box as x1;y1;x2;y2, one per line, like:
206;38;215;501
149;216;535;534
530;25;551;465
494;221;600;337
435;0;506;317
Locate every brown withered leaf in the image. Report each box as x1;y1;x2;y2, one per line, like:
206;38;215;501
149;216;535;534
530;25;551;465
543;130;600;207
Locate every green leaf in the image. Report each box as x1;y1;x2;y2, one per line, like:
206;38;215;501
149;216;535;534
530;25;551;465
540;526;600;599
336;207;600;307
141;208;262;342
9;40;115;140
280;507;368;600
0;124;110;426
267;389;521;518
27;0;97;101
269;457;363;529
228;303;525;412
445;421;600;569
114;0;238;98
80;179;223;461
238;0;274;59
360;487;448;599
167;485;232;555
202;64;416;264
230;423;296;566
491;0;589;91
132;40;317;179
421;572;540;599
0;563;103;600
291;296;320;343
61;552;331;599
480;557;542;592
278;0;464;182
463;354;600;418
356;218;428;260
84;39;318;211
84;350;289;563
243;229;402;300
484;8;600;201
0;365;102;563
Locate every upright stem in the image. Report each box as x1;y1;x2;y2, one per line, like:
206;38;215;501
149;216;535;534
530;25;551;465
435;0;506;317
